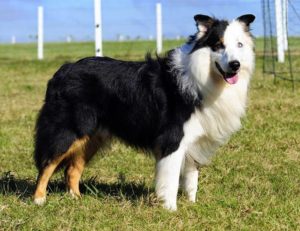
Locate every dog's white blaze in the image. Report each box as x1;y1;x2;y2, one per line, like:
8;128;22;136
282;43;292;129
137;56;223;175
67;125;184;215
222;20;255;73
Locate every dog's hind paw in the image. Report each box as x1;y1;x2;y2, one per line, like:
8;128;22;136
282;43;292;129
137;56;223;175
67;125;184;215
34;196;46;206
68;189;81;199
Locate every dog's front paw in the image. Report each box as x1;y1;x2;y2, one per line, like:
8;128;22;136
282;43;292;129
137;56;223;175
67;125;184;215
162;200;177;211
186;190;197;203
156;190;178;211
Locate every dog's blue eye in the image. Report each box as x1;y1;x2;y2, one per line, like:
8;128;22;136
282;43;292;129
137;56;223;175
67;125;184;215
238;42;243;48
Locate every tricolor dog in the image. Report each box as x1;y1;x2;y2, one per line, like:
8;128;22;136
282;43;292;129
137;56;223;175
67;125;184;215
34;14;255;210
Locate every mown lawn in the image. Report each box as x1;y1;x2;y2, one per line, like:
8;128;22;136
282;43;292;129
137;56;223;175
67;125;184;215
0;39;299;230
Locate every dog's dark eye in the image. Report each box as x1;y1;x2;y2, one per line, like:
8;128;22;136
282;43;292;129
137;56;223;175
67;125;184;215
213;43;224;51
238;42;243;48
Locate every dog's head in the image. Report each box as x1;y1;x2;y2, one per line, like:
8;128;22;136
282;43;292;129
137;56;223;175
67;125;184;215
190;14;255;85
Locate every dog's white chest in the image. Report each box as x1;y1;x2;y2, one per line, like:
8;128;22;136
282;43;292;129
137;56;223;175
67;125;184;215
182;87;247;165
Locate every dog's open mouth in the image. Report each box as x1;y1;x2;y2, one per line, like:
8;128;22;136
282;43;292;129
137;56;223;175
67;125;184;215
215;62;238;85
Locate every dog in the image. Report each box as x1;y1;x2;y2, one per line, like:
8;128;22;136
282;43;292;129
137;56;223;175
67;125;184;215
33;14;255;210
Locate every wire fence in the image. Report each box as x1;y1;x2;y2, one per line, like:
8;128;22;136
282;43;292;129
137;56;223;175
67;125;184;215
262;0;300;89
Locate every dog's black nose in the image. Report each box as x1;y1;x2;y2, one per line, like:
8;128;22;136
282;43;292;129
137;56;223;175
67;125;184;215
229;60;240;72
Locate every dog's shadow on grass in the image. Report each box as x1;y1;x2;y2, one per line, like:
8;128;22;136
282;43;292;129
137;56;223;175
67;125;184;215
0;171;154;203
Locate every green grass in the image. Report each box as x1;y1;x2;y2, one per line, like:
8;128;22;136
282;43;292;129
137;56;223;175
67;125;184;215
0;39;299;230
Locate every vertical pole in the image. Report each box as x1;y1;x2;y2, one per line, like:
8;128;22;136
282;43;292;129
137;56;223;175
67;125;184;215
94;0;103;57
156;3;162;54
282;0;288;51
38;6;44;60
275;0;284;62
262;0;267;75
11;36;16;44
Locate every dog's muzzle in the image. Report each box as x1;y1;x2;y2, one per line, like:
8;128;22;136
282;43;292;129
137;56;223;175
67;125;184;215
215;62;239;85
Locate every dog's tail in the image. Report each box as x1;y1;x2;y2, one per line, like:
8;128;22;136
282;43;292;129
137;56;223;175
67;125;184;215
34;104;78;171
34;63;77;171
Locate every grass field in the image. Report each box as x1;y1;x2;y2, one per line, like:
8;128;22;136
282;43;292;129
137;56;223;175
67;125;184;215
0;39;299;230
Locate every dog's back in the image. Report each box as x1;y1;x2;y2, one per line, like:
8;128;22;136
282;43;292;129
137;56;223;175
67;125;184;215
34;55;195;170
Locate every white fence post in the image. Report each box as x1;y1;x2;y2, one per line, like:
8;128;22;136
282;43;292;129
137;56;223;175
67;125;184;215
94;0;103;57
282;0;288;51
38;6;44;60
11;36;16;44
156;3;162;54
275;0;284;63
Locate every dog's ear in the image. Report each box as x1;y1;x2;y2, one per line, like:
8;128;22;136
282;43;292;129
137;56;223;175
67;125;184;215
194;14;214;33
237;14;255;27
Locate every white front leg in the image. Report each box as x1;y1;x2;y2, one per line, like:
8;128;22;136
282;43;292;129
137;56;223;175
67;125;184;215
181;156;199;202
155;148;185;211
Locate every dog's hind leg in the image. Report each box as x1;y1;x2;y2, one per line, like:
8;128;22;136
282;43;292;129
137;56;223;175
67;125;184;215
65;133;104;198
64;152;85;198
33;137;89;205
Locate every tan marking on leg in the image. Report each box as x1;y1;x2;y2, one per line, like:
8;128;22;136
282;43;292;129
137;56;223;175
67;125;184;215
65;134;103;197
33;136;89;205
66;154;85;198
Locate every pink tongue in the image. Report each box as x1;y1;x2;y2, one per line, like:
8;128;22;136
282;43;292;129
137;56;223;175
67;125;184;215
225;74;238;84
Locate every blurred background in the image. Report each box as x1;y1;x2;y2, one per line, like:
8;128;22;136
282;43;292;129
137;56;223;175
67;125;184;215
0;0;266;43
